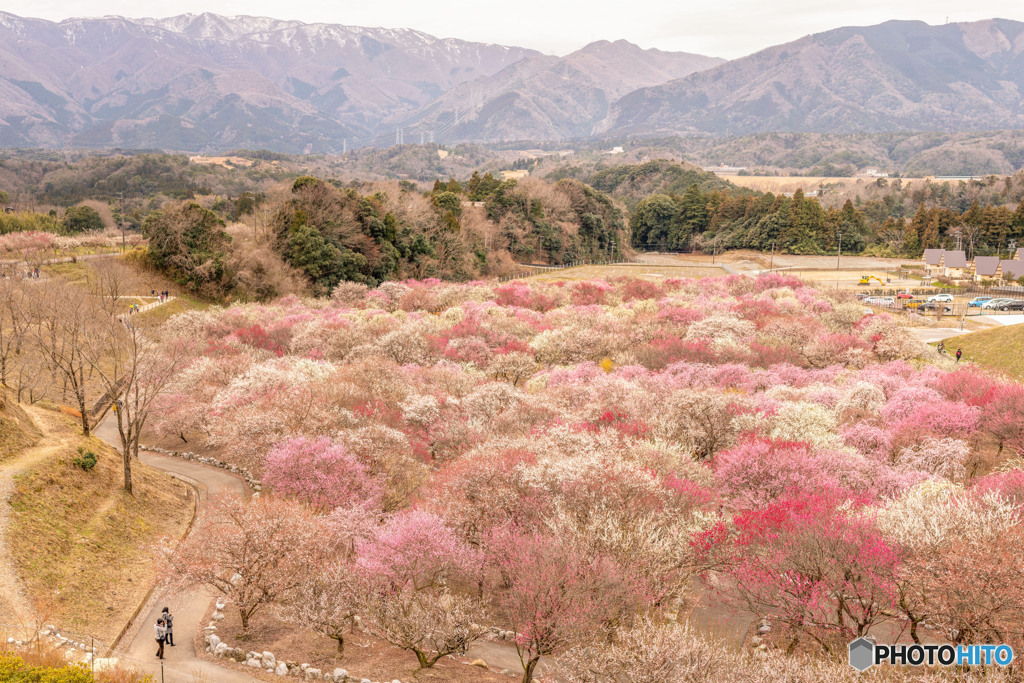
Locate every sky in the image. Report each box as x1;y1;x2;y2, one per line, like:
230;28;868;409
3;0;1024;58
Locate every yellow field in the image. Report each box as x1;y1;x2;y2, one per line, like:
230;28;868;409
188;155;256;168
717;175;855;193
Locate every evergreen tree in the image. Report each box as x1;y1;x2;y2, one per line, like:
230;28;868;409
630;194;677;249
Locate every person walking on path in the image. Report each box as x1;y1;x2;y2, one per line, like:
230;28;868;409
956;348;962;363
937;341;945;355
155;619;166;659
162;607;174;646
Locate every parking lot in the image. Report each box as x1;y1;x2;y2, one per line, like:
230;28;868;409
861;292;1024;322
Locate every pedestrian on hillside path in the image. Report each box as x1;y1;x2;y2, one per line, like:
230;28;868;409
162;607;174;646
154;619;166;659
956;348;962;363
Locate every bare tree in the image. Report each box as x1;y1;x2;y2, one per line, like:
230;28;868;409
86;309;193;494
32;282;97;436
89;259;137;317
0;277;30;388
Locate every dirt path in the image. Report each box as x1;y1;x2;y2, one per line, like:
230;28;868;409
0;430;69;632
93;412;258;682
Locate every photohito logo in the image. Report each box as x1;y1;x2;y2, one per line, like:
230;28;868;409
849;638;1014;670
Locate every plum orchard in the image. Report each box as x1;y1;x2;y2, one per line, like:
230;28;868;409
157;274;1024;681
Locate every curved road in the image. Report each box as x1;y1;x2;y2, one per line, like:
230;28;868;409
93;412;258;682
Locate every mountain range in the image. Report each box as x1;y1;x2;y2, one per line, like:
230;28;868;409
601;18;1024;136
1;13;1023;152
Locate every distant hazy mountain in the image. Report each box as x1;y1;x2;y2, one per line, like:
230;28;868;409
0;12;538;151
601;19;1024;136
3;14;1023;152
398;40;724;142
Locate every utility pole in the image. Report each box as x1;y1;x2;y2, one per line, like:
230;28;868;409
252;191;259;241
837;232;842;271
770;241;775;271
712;236;718;264
119;191;125;253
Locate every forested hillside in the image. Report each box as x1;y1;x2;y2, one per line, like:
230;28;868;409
4;153;1024;301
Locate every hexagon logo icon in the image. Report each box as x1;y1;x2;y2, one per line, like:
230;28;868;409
849;637;875;671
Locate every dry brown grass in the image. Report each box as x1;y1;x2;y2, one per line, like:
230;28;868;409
8;407;192;642
0;394;41;462
716;174;855;193
188;156;255;168
526;263;728;282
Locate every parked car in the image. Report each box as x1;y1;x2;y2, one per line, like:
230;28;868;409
927;293;954;303
875;297;896;308
918;302;952;313
896;292;915;300
997;299;1024;311
982;298;1015;310
968;297;994;307
903;299;926;309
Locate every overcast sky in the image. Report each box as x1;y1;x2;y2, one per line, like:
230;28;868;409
4;0;1024;58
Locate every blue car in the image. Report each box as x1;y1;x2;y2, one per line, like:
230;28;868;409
968;297;994;307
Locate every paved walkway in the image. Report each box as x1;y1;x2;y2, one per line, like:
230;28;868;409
979;314;1024;327
93;413;258;682
912;328;968;343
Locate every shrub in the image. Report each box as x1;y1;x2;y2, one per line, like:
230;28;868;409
0;653;95;682
72;447;98;471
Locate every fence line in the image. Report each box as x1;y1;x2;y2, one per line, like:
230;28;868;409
138;295;175;314
496;257;656;283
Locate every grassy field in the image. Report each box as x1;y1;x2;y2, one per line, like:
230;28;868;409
717;174;855;193
7;407;192;641
43;261;93;285
943;324;1024;379
525;263;728;281
135;295;210;328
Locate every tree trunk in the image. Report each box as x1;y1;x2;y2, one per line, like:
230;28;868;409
79;399;90;436
240;610;249;631
333;635;344;655
522;656;539;683
414;649;431;670
123;448;133;495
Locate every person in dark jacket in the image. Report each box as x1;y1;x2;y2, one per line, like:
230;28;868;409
162;607;174;646
956;348;962;363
